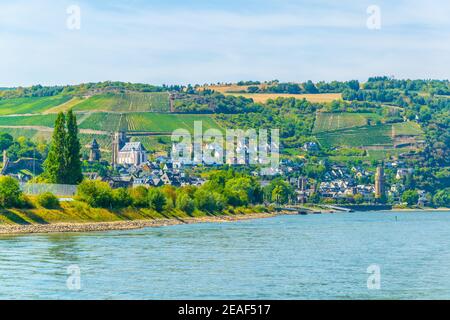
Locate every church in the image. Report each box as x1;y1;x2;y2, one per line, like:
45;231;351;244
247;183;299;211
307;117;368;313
117;141;148;166
111;131;148;166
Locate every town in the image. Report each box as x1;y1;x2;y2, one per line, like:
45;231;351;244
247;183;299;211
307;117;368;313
0;125;429;209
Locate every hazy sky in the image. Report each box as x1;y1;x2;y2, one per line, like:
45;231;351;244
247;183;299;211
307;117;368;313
0;0;449;86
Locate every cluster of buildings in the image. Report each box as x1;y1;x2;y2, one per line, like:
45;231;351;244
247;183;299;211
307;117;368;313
0;127;429;207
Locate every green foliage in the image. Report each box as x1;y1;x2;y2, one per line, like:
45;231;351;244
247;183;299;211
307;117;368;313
176;192;195;215
130;186;148;207
41;111;82;184
112;188;132;208
402;190;419;206
66;110;83;184
42;112;67;183
264;178;294;204
194;188;223;213
224;177;262;206
37;192;59;209
0;133;13;151
147;188;167;213
0;176;23;208
433;189;450;207
76;180;113;208
0;95;71;115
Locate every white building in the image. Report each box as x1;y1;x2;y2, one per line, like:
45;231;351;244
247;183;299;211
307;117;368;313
117;142;147;166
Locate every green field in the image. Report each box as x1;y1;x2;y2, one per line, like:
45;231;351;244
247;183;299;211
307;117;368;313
313;112;382;133
72;92;170;112
79;112;221;133
0;127;52;141
392;121;423;136
0;95;72;116
317;124;393;148
78;113;123;132
126;113;222;133
0;114;57;127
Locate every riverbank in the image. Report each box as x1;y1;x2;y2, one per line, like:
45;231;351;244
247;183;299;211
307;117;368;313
0;209;286;235
1;202;448;235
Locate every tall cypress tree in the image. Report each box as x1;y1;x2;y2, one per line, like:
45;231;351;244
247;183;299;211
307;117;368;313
42;112;67;183
66;109;83;184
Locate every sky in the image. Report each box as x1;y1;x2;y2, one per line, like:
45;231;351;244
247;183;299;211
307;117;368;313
0;0;449;87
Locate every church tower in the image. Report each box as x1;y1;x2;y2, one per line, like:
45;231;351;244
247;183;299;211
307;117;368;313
375;166;385;198
111;131;127;166
88;139;101;162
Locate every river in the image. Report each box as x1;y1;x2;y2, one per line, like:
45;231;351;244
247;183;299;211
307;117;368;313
1;211;449;299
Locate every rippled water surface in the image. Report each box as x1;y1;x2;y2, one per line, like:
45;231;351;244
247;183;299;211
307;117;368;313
1;211;450;299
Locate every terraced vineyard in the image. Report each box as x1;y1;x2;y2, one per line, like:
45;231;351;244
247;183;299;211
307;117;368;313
0;114;57;127
316;124;393;148
0;127;52;141
78;113;122;132
313;112;382;133
0;95;72;115
125;113;222;133
72;92;170;112
392;121;423;136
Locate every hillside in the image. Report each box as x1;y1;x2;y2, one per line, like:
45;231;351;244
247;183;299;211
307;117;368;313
0;78;448;168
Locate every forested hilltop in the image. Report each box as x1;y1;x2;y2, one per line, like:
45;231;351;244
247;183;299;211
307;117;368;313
0;77;448;206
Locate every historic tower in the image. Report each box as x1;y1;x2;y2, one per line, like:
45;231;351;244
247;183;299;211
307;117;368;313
111;131;127;166
375;166;385;198
88;139;101;162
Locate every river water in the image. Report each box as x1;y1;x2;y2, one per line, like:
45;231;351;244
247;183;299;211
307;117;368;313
1;211;450;299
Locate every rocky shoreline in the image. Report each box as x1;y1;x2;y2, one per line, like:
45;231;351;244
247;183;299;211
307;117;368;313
0;212;284;235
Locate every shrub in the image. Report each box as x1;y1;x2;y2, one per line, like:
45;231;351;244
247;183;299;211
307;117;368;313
433;188;449;207
112;188;132;208
0;176;23;208
130;186;148;207
37;192;59;209
76;180;113;208
194;189;225;213
148;188;166;213
176;192;195;215
402;190;419;206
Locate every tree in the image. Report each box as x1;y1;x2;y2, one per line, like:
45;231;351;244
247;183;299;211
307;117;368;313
194;188;225;213
148;188;166;212
433;189;450;207
112;188;132;208
303;80;319;93
354;194;364;204
176;192;195;215
402;190;419;206
130;186;148;207
37;192;60;209
265;179;294;204
0;133;13;151
224;177;262;206
66;110;83;184
42;112;67;183
76;180;113;208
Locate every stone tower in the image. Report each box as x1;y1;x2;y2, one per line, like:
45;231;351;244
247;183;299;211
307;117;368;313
375;166;385;198
88;139;101;162
111;131;127;166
